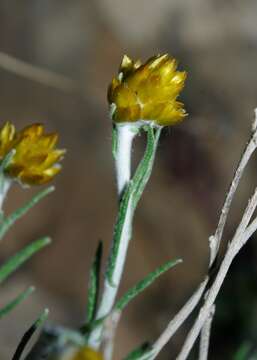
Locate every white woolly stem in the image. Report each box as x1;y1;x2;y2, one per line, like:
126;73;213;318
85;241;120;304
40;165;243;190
88;197;133;348
88;123;137;349
115;124;136;196
0;178;11;213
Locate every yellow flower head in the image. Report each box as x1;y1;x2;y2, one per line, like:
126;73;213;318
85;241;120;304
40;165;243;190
69;347;104;360
0;122;65;185
108;54;187;126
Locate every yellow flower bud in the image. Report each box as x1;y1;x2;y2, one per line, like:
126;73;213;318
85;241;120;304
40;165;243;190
0;122;65;185
108;54;187;126
69;347;104;360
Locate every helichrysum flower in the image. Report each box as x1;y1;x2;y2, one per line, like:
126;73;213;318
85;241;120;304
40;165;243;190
108;54;187;126
68;347;104;360
0;122;65;185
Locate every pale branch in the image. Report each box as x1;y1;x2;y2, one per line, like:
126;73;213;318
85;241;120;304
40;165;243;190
201;109;257;360
149;278;208;360
244;216;257;242
0;51;79;93
101;310;121;360
176;187;257;360
209;109;257;267
199;305;215;360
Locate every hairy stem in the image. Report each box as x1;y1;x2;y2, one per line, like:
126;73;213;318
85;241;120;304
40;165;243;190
88;126;160;350
115;124;137;196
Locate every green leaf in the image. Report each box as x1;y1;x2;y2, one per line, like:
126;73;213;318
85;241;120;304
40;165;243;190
124;343;152;360
0;149;16;171
115;258;182;311
0;237;51;284
86;241;103;323
0;186;54;240
234;342;252;360
112;124;118;160
12;309;49;360
131;126;161;209
84;258;182;336
106;179;134;283
0;286;34;319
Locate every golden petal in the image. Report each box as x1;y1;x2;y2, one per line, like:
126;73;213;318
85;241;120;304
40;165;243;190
141;102;165;120
137;82;182;105
72;347;104;360
0;122;16;157
41;133;59;149
125;65;149;91
147;54;169;70
152;59;178;84
133;59;142;69
18;165;61;185
107;77;121;103
120;55;143;82
170;71;187;86
113;104;141;123
0;122;16;143
41;149;66;169
19;124;44;139
112;83;138;108
154;101;187;126
120;54;133;73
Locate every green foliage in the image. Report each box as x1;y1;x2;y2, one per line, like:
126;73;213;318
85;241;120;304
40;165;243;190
112;124;118;160
12;309;49;360
86;241;103;323
0;149;16;171
233;342;257;360
116;258;182;311
106;177;133;284
0;186;54;241
234;342;251;360
131;126;161;209
124;342;152;360
82;258;181;337
0;286;34;319
0;237;51;284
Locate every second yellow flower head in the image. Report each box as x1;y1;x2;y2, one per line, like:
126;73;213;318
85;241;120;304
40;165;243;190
68;347;104;360
108;54;187;126
0;122;65;185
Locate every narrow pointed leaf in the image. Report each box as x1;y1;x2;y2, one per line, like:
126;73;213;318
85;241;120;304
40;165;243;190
0;186;54;240
0;286;34;319
115;258;182;311
12;309;49;360
106;179;134;283
86;241;103;323
132;127;161;209
124;343;152;360
0;149;16;169
112;124;118;160
0;237;51;283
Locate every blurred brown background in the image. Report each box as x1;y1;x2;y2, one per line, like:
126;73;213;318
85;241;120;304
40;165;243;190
0;0;257;359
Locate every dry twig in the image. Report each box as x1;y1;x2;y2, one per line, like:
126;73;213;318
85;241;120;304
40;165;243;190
0;51;79;93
